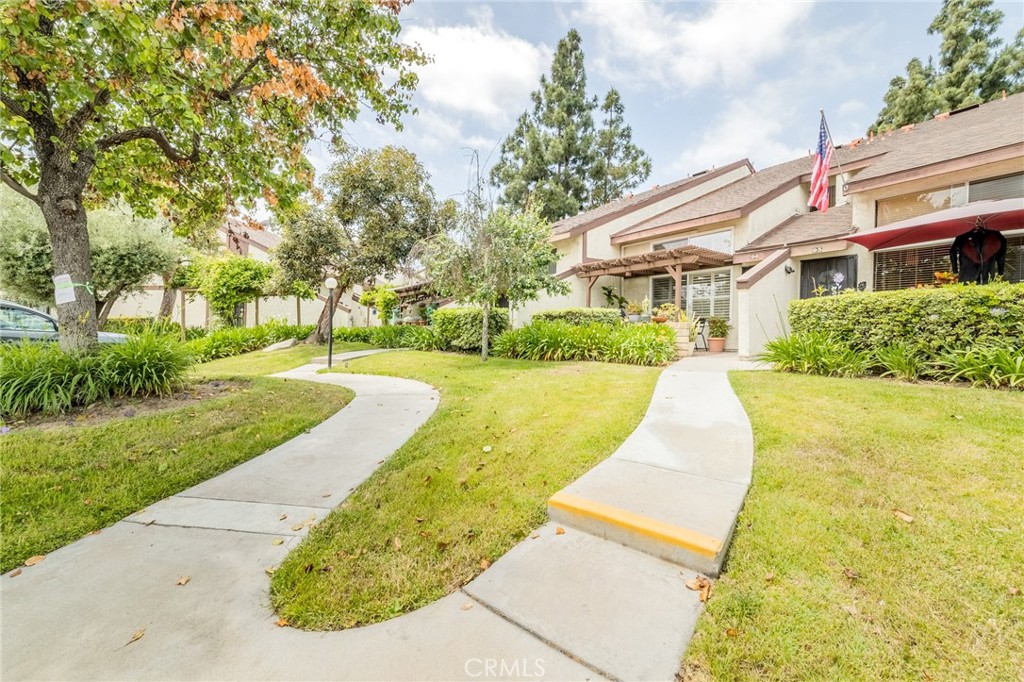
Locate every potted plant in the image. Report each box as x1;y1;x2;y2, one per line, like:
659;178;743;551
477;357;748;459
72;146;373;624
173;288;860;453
602;285;627;311
706;316;730;352
655;303;680;324
625;301;643;322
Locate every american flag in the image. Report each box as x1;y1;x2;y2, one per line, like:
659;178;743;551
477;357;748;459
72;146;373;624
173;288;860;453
808;114;833;213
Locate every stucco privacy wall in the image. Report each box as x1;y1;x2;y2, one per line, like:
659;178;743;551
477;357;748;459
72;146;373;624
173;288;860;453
737;256;798;358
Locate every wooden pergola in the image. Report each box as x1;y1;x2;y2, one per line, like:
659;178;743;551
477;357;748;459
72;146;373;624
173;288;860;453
574;245;733;310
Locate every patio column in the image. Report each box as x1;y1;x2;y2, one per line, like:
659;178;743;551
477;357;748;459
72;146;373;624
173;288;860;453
585;278;597;307
667;265;683;313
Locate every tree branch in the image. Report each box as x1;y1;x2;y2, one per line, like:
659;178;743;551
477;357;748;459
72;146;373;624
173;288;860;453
62;88;111;145
212;54;265;101
96;127;200;164
1;167;40;204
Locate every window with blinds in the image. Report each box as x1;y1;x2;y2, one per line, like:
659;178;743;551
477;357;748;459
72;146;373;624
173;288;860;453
873;234;1024;290
969;173;1024;202
651;270;731;318
875;187;953;226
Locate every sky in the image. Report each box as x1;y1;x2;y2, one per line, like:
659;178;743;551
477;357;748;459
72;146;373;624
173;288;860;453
307;0;1024;207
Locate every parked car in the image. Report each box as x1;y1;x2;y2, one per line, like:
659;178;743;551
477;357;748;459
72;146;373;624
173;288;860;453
0;300;127;344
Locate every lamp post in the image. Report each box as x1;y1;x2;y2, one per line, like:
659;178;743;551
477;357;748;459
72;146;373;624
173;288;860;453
325;276;338;369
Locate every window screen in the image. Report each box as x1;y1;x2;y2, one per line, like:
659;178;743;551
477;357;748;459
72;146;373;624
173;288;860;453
876;187;953;226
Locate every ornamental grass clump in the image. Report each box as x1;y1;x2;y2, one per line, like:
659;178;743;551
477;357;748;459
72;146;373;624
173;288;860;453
186;321;314;362
0;333;194;418
494;321;675;366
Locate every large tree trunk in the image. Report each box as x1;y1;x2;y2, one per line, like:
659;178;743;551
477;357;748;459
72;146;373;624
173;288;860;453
480;301;490;362
38;163;97;351
307;292;343;344
157;272;178;320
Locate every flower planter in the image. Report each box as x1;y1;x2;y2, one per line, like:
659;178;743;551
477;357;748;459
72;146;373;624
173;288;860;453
627;314;641;323
652;316;667;324
708;337;726;353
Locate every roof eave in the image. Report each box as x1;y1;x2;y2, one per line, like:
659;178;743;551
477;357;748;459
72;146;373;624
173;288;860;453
844;142;1024;194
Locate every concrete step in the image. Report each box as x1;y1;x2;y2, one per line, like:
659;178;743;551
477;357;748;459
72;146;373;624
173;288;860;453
547;460;745;576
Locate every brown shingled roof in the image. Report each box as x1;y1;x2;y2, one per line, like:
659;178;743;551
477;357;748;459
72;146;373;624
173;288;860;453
847;93;1024;190
737;204;855;253
550;159;753;237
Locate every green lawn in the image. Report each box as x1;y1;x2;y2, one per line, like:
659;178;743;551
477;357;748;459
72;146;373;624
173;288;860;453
683;372;1024;682
0;345;354;573
270;351;662;629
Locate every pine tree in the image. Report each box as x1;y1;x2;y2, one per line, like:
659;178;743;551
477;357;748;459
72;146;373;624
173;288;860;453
870;0;1023;132
590;88;653;208
490;30;650;221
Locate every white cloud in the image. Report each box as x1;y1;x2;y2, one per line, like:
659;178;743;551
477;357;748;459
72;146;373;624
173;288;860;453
404;10;551;128
670;85;809;175
572;0;815;90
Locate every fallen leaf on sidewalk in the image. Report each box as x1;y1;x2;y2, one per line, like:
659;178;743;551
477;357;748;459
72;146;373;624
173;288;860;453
292;524;305;531
276;618;289;627
480;559;491;570
555;527;565;535
279;513;288;521
176;576;190;586
126;629;145;645
530;532;540;539
321;492;331;498
24;555;44;566
892;509;914;523
9;568;22;578
272;538;284;546
265;567;276;576
460;602;474;611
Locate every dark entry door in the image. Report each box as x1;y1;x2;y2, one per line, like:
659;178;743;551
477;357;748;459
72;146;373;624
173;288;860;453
800;256;857;298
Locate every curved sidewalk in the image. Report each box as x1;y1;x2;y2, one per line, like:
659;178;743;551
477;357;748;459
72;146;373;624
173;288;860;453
1;352;760;682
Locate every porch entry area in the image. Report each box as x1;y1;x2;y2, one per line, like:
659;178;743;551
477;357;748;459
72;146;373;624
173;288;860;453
574;245;733;317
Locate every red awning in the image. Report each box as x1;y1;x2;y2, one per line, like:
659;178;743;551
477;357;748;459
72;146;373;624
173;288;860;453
847;198;1024;250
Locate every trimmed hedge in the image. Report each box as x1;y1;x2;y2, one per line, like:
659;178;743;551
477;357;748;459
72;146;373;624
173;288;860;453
186;321;314;362
493;321;677;366
103;316;207;340
432;308;510;353
0;333;193;418
789;283;1024;358
532;307;621;326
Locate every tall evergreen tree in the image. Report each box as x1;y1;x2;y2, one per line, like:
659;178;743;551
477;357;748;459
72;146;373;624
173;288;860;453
870;0;1023;133
490;30;650;221
590;88;652;208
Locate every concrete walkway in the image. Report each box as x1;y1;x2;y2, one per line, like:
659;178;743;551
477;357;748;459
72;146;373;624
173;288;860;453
1;351;761;682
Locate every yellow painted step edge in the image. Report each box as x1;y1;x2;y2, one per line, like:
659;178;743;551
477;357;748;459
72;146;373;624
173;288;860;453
548;491;723;558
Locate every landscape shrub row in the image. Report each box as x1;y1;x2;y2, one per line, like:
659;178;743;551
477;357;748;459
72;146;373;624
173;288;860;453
432;308;509;353
493;320;677;366
185;321;314;362
531;307;621;326
332;324;440;350
103;316;207;340
788;282;1024;358
0;333;194;418
761;331;1023;389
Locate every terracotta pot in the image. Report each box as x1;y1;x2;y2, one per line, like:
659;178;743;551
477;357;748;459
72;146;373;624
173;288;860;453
708;337;726;352
652;316;667;324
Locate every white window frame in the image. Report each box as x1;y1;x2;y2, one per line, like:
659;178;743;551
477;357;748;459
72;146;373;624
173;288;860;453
652;228;734;255
650;266;733;321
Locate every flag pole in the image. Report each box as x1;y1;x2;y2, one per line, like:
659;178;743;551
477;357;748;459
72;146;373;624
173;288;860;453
819;108;849;192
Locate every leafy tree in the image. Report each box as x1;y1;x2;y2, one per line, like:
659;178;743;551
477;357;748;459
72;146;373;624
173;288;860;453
359;286;400;324
590;88;652;207
196;255;275;327
0;0;425;349
0;188;181;325
491;30;650;222
274;144;455;341
420;193;569;361
870;0;1023;132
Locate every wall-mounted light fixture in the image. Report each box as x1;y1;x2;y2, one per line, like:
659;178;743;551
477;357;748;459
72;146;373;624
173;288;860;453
858;281;867;291
784;265;796;275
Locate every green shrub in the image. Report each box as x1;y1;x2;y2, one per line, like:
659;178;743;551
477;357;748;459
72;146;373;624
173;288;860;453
789;282;1024;359
333;326;373;344
532;307;621;326
0;334;194;418
874;342;927;382
432;308;510;353
932;345;1024;388
494;321;676;366
401;326;442;351
187;321;313;362
103;316;207;340
760;332;872;378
